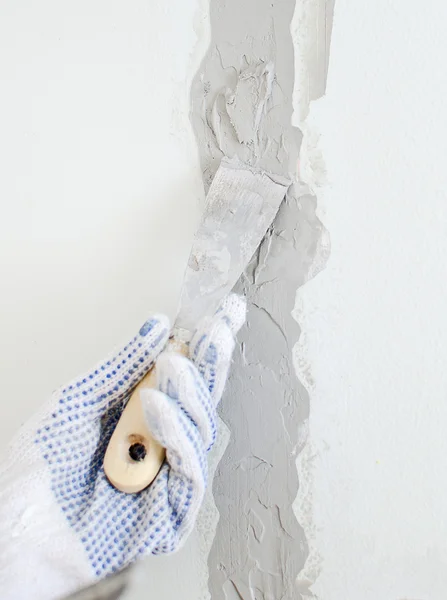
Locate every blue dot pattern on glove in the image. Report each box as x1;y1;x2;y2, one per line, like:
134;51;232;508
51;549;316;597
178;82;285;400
191;335;218;400
32;313;227;578
33;293;243;579
34;318;192;576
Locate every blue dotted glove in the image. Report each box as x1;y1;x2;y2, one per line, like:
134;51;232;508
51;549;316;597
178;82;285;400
0;294;246;600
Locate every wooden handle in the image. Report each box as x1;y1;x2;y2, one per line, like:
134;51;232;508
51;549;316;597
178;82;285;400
103;339;188;493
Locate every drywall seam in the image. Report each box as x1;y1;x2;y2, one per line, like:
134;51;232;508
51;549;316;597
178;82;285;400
189;1;333;598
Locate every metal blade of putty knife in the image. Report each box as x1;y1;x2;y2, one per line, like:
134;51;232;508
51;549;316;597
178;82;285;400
104;156;290;493
173;156;290;336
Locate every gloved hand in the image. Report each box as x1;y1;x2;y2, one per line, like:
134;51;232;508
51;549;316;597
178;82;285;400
0;294;246;600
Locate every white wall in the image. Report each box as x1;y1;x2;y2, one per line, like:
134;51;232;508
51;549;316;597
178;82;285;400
0;0;205;439
296;1;447;598
0;1;213;598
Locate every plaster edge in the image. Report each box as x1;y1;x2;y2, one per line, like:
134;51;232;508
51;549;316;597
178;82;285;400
291;0;335;595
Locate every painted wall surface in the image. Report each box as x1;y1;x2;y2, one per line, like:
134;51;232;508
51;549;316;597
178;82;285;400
0;0;205;445
297;1;447;599
0;1;214;598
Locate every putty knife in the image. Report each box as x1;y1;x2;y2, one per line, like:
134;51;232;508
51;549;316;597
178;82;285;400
103;157;289;493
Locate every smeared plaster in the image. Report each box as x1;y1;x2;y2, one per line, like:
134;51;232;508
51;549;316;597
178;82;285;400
190;0;333;598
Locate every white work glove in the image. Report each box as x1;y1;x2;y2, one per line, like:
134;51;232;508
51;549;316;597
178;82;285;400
0;294;246;600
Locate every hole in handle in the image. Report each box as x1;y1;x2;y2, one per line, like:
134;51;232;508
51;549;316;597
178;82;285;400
128;442;147;462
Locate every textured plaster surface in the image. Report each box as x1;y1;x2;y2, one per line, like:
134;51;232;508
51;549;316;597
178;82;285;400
190;1;333;598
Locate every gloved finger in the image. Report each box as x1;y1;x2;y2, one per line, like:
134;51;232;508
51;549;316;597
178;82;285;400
56;315;170;413
141;388;207;538
213;293;247;335
156;352;217;451
189;293;246;404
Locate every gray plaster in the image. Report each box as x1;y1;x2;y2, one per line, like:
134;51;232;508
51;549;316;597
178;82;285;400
190;1;333;598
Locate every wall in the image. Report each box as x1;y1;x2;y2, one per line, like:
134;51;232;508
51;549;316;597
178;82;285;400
3;1;446;600
297;1;447;599
0;1;320;597
0;1;321;598
0;0;204;440
0;0;210;597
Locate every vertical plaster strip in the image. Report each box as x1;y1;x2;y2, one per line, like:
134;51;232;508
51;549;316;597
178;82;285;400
190;1;334;598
